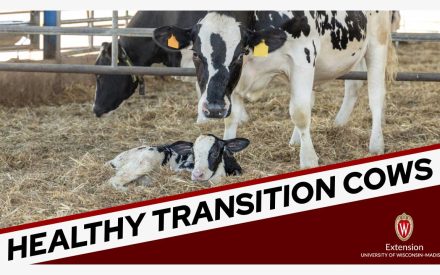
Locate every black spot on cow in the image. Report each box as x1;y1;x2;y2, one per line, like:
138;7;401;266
223;150;242;176
192;28;209;94
207;137;225;173
315;11;367;51
304;47;311;63
283;11;311;39
254;11;291;30
309;11;315;19
352;52;356;56
312;40;317;66
210;33;227;69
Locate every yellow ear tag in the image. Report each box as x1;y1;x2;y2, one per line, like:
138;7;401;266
254;40;269;57
167;34;180;49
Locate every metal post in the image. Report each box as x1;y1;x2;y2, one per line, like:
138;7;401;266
87;10;94;50
111;10;118;67
29;11;40;49
43;11;57;59
55;11;61;62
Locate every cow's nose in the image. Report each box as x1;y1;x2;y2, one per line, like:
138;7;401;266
191;169;205;181
204;102;228;118
93;105;105;118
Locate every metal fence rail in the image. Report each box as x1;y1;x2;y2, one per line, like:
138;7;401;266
0;63;438;82
1;24;440;41
0;25;154;37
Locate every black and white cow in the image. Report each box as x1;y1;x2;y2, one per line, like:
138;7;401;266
108;141;194;190
108;134;249;190
191;134;250;182
154;11;395;169
93;11;207;117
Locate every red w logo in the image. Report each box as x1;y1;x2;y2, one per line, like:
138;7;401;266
395;213;413;241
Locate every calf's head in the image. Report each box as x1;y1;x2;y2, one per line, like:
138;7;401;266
188;134;250;182
153;12;287;120
93;42;139;117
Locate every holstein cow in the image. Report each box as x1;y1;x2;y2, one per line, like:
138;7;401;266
108;134;249;190
93;11;207;117
154;11;396;169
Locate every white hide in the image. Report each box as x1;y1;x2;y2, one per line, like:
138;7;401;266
108;146;164;191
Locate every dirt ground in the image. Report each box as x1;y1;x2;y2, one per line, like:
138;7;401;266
0;42;439;228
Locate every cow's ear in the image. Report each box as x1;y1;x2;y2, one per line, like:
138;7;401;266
224;138;250;153
247;28;287;55
169;141;193;155
153;25;192;52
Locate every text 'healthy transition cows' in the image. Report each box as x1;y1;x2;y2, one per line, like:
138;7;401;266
154;11;397;169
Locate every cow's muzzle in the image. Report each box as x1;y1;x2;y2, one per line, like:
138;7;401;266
202;102;229;119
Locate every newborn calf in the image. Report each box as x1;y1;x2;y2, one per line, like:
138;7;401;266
108;141;194;190
173;134;250;184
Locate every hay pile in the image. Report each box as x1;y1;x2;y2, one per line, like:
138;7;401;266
0;42;439;228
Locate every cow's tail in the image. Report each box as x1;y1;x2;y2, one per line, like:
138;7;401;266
386;12;399;84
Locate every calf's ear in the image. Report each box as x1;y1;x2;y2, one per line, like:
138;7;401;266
169;141;193;155
153;25;193;52
247;28;287;55
224;138;250;153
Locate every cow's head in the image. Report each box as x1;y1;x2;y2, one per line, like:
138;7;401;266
154;12;287;119
93;42;139;117
190;134;250;182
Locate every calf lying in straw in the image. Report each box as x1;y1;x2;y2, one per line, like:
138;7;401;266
108;135;250;190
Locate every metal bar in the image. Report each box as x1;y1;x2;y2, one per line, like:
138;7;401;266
0;45;33;51
55;11;61;62
0;63;196;76
87;10;94;49
0;64;438;82
392;32;440;42
0;11;31;15
111;10;118;67
0;25;154;37
3;24;440;42
340;71;440;82
61;16;132;25
29;11;40;49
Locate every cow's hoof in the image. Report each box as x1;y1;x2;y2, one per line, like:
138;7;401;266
369;135;384;155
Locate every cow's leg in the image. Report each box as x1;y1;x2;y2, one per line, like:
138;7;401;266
224;92;249;140
365;16;389;154
334;59;366;126
290;90;315;146
289;52;318;168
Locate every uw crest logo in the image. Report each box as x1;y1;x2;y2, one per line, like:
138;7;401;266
395;213;414;241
